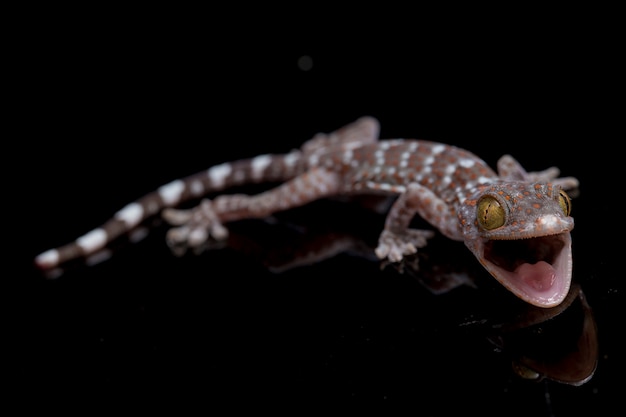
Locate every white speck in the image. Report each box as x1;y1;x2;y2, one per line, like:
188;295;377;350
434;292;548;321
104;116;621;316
342;149;353;164
159;180;185;205
208;163;232;188
115;203;144;228
251;154;272;180
77;228;107;253
459;158;475;168
284;151;300;169
432;144;445;154
35;249;59;268
374;150;385;165
540;214;559;227
400;151;411;168
445;164;456;174
408;142;419;152
477;176;491;184
308;154;319;166
423;156;434;165
297;55;313;71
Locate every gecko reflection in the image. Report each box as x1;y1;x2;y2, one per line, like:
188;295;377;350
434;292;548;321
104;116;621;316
207;199;598;386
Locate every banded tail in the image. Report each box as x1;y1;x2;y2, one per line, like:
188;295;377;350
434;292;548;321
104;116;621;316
34;151;307;272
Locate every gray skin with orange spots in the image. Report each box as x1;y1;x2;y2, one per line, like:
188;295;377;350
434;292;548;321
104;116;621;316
35;117;578;307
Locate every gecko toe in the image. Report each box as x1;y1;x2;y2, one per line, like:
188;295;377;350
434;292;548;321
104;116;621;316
376;229;432;262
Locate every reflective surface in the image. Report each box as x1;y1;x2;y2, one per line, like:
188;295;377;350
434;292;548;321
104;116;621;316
13;16;621;414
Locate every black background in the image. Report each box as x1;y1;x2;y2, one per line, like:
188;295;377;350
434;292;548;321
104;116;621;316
8;6;622;414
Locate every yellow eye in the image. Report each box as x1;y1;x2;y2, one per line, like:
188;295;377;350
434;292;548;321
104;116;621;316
477;196;505;230
558;189;571;216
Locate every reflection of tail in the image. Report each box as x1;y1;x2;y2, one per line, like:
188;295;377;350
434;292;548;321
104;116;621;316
34;152;306;272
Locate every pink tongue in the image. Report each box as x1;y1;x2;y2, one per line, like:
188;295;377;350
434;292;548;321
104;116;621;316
515;261;557;292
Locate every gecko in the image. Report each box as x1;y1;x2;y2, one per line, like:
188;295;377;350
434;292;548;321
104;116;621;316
34;117;579;308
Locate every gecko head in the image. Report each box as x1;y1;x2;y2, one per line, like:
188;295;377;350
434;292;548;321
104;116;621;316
458;182;575;308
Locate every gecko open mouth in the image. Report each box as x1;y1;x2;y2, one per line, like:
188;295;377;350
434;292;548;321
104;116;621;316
480;233;572;307
485;235;566;273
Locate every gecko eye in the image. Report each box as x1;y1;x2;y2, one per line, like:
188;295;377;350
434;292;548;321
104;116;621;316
558;189;571;216
477;196;505;230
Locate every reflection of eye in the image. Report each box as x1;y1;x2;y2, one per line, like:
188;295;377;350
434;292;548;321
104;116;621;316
558;190;571;216
477;196;505;230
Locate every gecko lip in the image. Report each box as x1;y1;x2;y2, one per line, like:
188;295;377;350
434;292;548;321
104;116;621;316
481;232;572;308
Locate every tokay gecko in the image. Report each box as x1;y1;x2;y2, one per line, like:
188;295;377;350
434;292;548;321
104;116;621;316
35;117;579;308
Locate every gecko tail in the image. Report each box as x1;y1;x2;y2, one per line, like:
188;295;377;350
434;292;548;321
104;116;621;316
34;151;307;273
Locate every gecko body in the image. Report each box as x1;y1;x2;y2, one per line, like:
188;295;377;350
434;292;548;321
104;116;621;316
35;117;578;307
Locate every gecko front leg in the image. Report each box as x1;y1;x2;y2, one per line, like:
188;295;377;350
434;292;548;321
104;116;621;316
375;183;460;263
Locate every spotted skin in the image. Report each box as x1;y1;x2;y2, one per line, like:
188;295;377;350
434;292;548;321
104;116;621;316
34;117;579;307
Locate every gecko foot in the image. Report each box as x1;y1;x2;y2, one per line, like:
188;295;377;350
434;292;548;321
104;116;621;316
162;199;228;249
375;229;435;263
527;168;580;191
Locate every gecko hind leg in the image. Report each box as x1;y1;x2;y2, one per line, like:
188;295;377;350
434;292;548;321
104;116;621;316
301;116;380;157
163;199;228;250
163;167;344;254
497;155;579;191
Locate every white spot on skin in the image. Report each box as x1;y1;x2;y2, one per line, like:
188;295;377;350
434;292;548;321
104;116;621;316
77;228;107;253
539;214;559;228
342;149;353;164
115;202;144;228
399;151;411;168
432;144;445;154
208;163;232;188
35;249;59;268
284;151;300;170
159;180;185;205
459;158;475;168
366;181;406;193
423;156;434;166
251;154;272;180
